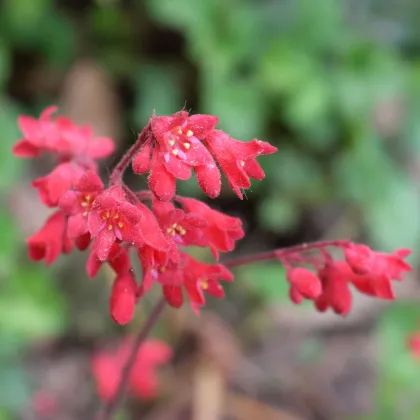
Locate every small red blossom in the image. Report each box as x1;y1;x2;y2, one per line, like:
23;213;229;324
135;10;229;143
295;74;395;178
32;163;85;207
59;170;104;240
133;112;218;200
92;338;172;401
133;110;275;200
110;273;138;325
344;244;412;299
88;186;144;261
178;197;244;259
203;130;277;199
27;211;72;265
152;198;208;251
286;267;322;301
13;106;115;163
314;261;353;316
155;253;234;311
86;243;132;279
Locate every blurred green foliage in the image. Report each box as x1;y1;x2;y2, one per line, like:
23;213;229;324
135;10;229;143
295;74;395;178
0;0;420;417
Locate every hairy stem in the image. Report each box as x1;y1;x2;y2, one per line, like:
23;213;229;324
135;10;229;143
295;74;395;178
97;296;167;420
222;240;350;268
109;122;151;186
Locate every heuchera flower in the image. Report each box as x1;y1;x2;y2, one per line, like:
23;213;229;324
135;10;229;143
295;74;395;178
88;186;167;261
13;106;114;164
92;338;172;401
287;267;322;304
132;111;277;200
177;197;244;259
314;261;354;316
110;273;138;325
203;130;278;199
59;170;104;241
344;244;412;299
86;243;131;279
27;211;72;265
144;252;234;311
284;243;412;316
33;163;85;208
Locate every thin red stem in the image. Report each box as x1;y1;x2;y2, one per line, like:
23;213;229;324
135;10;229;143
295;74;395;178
97;296;167;420
109;122;152;186
222;240;350;269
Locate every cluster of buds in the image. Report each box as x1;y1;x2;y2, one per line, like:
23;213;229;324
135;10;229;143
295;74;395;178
13;107;413;326
279;242;411;315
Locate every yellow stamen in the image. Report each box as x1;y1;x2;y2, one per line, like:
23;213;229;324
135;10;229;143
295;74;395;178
118;222;124;228
168;139;175;147
172;149;179;156
108;225;113;231
186;130;193;137
183;142;190;150
201;279;209;290
239;160;245;167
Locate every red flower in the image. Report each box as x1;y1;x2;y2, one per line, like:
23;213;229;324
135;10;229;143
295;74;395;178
408;332;420;359
88;186;144;261
86;243;131;279
13;106;114;163
59;170;104;240
344;244;412;299
152;198;207;250
156;253;233;311
178;197;244;259
133;112;218;200
27;211;72;265
32;163;84;207
203;130;277;199
12;106;58;158
133;111;276;200
286;267;322;301
92;338;172;401
314;261;353;316
110;273;138;325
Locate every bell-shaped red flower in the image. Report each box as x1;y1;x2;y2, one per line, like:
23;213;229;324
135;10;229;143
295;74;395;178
88;186;144;261
178;197;244;259
203;130;277;199
110;273;138;325
32;163;84;207
59;170;104;240
27;211;72;265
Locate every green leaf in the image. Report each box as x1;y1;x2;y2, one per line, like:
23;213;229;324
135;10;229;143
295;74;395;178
0;42;10;88
0;209;20;277
0;100;24;188
374;303;420;417
133;65;182;128
238;262;289;303
334;138;420;251
0;364;30;412
258;196;299;233
0;266;67;340
203;78;265;140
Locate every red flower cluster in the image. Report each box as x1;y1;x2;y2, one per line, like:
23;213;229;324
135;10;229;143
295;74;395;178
282;242;412;316
13;107;272;324
132;111;277;200
13;106;413;325
91;338;172;401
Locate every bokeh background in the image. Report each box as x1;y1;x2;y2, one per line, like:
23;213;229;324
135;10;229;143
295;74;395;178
1;0;420;418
